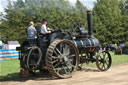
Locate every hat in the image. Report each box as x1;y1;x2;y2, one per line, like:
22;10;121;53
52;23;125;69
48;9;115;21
29;21;34;25
42;18;47;22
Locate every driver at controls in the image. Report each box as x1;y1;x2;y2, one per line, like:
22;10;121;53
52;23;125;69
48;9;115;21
40;18;51;34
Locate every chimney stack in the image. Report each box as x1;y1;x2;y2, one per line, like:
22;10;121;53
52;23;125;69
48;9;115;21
87;11;93;36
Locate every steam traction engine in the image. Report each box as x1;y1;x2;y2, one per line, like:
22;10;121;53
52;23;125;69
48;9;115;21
17;11;112;78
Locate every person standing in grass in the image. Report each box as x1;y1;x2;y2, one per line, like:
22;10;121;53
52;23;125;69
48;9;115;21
114;43;117;51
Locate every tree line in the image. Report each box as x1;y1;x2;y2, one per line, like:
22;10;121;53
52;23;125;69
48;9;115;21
0;0;128;45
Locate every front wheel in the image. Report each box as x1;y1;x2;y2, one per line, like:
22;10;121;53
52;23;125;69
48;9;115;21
46;40;79;78
96;51;112;71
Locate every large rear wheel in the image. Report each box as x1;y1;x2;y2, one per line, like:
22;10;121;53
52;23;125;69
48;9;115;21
46;40;79;78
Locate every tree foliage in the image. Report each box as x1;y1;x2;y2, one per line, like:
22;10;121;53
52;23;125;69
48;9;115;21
0;0;87;43
93;0;128;45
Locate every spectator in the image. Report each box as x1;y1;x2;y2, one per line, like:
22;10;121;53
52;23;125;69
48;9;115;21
114;43;117;51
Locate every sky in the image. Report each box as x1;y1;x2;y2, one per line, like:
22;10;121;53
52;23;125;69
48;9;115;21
69;0;96;9
0;0;96;13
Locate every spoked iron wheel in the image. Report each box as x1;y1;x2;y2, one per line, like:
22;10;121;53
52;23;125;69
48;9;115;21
26;46;42;74
46;40;79;78
96;51;112;71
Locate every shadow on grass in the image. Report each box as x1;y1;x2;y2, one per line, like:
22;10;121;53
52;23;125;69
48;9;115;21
0;72;27;82
0;72;58;82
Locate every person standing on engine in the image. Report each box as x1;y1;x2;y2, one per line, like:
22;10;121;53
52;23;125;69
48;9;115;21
27;21;37;39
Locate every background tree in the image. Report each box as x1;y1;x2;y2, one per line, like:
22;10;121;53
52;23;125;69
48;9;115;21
0;0;127;45
119;0;128;42
0;0;88;43
93;0;125;45
75;0;87;26
119;0;128;14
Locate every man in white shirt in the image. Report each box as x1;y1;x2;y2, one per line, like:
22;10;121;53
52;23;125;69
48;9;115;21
40;19;51;34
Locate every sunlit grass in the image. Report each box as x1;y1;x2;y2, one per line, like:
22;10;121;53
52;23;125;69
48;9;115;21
110;52;128;65
0;59;20;80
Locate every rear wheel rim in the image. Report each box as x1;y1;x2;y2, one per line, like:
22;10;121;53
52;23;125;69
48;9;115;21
46;40;79;78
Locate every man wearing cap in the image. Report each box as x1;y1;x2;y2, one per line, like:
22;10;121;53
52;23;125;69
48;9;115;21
27;21;37;39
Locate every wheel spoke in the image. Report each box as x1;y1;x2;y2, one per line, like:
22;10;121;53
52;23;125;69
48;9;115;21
53;50;59;56
103;63;106;69
56;48;62;55
52;56;59;59
54;62;60;68
99;61;102;65
52;59;59;64
99;55;103;60
68;54;75;59
66;64;71;72
105;61;109;66
62;65;68;74
59;43;63;54
63;43;66;53
101;63;105;69
104;63;108;69
67;62;75;68
105;56;109;60
105;58;110;66
63;44;70;56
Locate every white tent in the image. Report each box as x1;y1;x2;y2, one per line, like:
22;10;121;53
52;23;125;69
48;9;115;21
0;40;3;49
8;41;20;49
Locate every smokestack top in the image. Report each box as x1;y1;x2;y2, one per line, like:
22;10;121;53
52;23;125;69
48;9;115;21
87;10;92;14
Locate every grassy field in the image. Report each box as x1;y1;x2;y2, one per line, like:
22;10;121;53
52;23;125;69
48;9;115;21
0;52;128;81
0;59;20;81
110;52;128;65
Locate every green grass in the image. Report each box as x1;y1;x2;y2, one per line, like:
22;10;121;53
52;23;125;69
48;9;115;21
0;52;128;81
0;59;20;81
0;59;20;76
110;52;128;65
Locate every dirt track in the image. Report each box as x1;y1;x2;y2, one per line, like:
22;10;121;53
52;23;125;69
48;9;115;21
1;64;128;85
